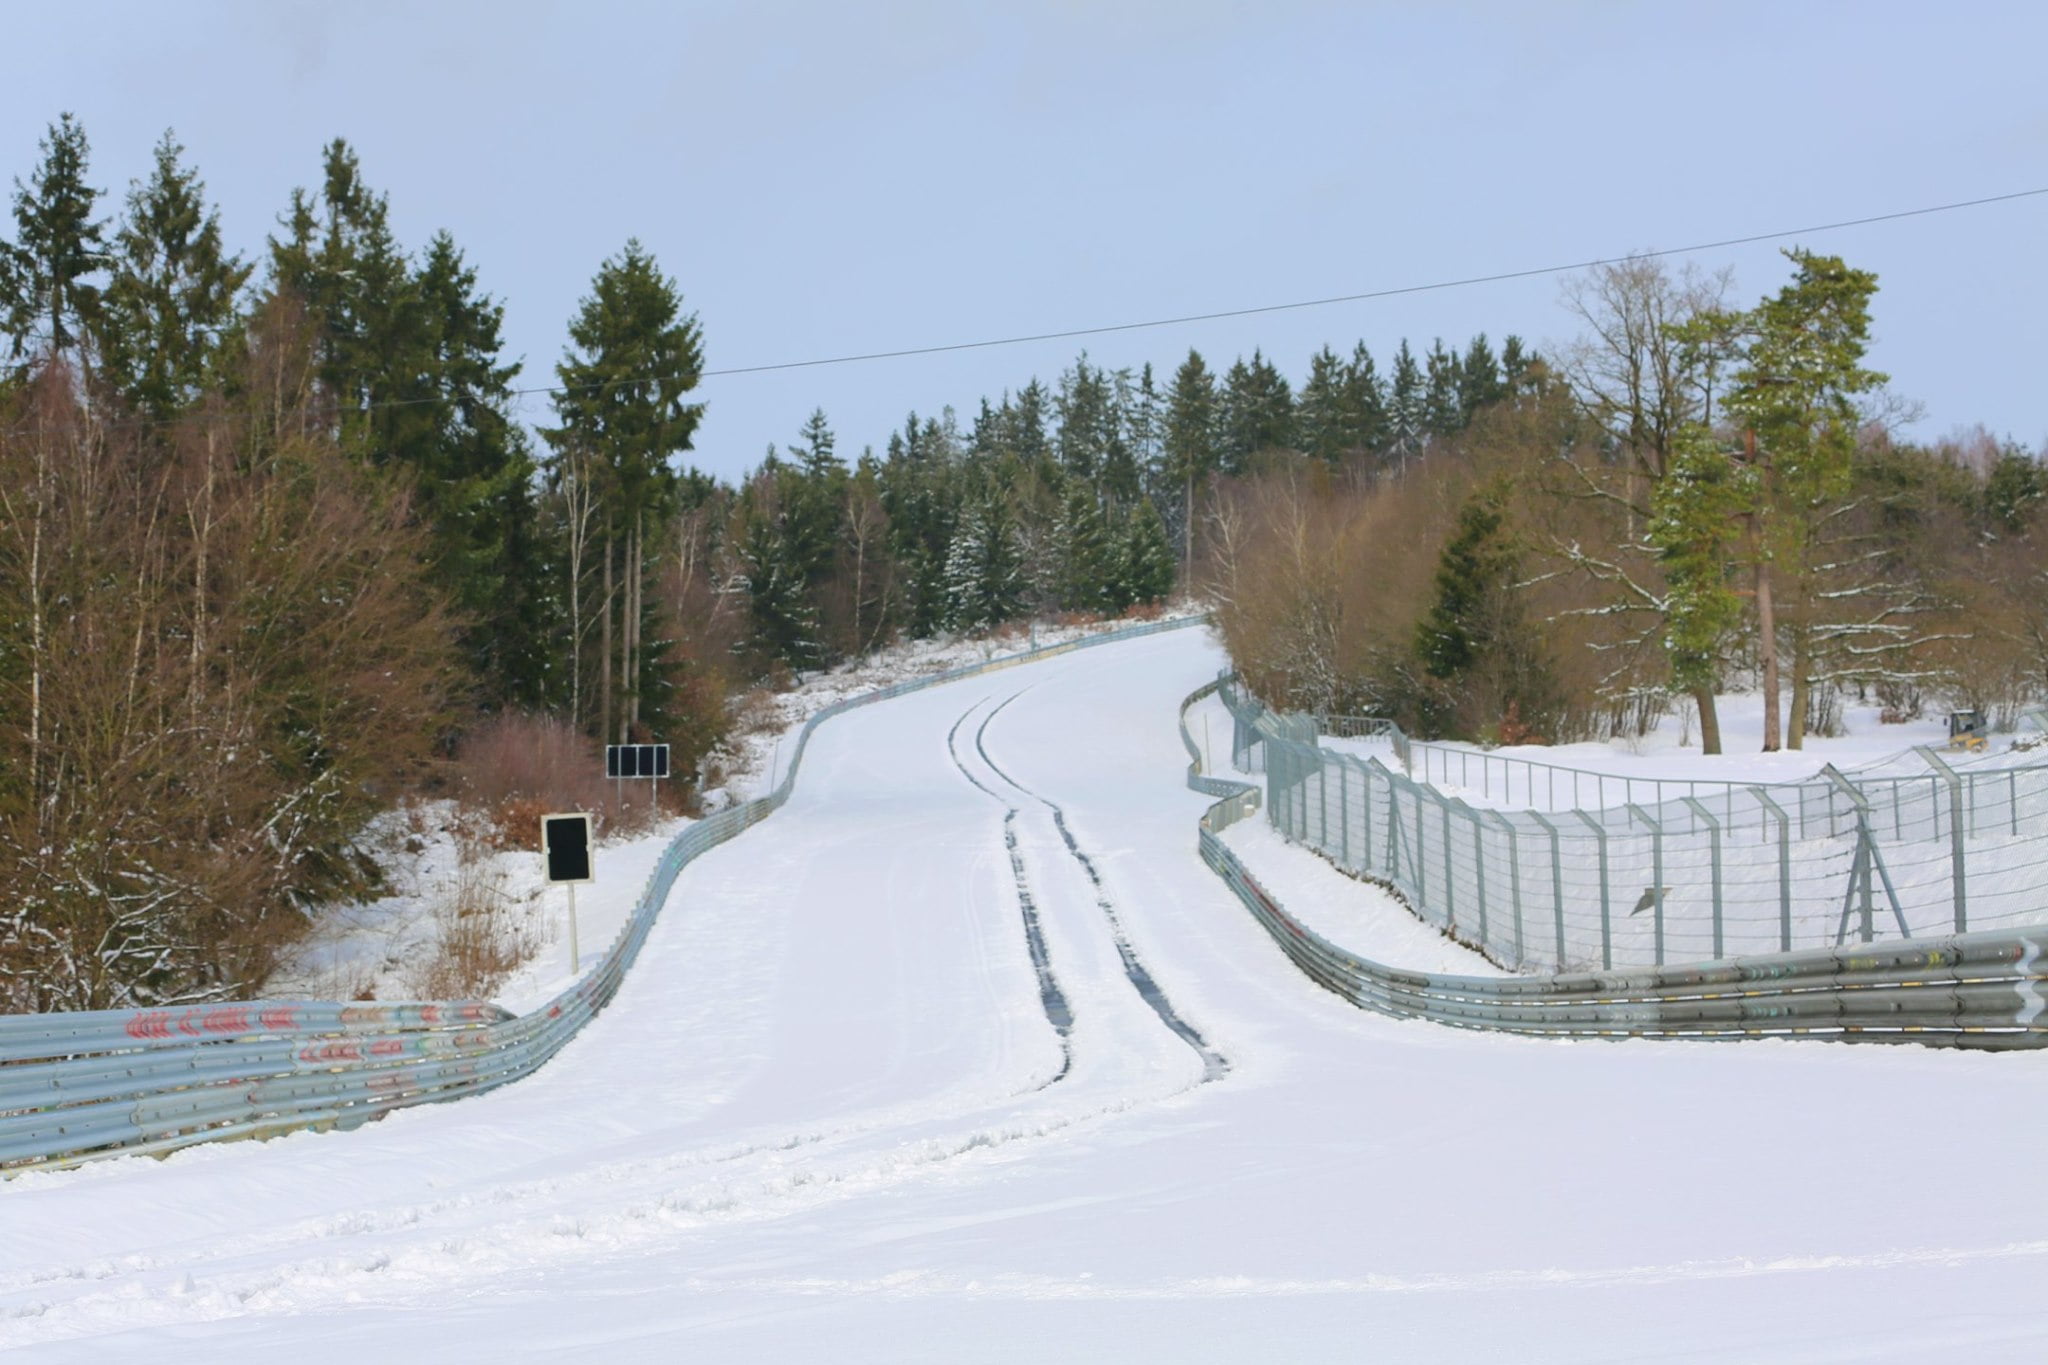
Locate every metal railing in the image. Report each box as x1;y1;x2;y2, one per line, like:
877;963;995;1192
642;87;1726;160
1;616;1209;1173
1222;678;2048;974
1181;680;2048;1049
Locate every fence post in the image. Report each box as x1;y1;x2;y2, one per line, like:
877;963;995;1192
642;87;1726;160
1339;755;1351;871
1485;808;1524;968
1627;803;1665;966
1750;787;1793;952
1413;778;1430;914
1572;809;1612;970
1453;797;1489;953
1361;758;1379;874
1918;748;1967;935
1528;810;1564;970
1682;796;1725;961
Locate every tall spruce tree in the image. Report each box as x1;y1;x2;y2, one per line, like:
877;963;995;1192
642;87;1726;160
1341;342;1390;463
1217;348;1293;471
96;132;250;419
404;231;543;705
1117;498;1177;606
1422;338;1462;436
544;239;706;739
1387;339;1425;465
4;113;107;367
1163;349;1219;570
269;140;419;453
1296;344;1350;464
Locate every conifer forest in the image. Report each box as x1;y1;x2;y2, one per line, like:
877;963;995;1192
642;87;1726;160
1;117;2042;1010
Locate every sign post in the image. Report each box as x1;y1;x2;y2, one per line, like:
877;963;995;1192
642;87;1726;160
542;812;595;975
605;743;672;817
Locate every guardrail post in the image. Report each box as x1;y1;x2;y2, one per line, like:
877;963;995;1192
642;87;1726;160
1749;787;1793;952
1626;803;1665;966
1572;809;1612;970
1917;748;1966;935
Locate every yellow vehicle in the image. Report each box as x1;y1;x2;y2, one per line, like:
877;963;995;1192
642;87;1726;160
1947;709;1987;752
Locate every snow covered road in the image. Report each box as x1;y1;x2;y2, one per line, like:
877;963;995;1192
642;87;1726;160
7;627;2048;1362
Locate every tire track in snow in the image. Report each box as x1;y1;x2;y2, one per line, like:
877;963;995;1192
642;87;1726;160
945;699;1075;1086
973;695;1230;1082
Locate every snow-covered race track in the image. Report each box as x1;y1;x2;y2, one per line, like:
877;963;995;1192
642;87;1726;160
7;628;2048;1362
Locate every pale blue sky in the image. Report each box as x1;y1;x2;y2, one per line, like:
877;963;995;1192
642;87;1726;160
5;0;2044;478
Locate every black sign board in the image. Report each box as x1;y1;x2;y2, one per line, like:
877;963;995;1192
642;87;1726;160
604;743;671;780
542;813;594;884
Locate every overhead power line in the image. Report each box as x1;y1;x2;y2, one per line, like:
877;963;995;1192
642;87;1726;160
30;185;2048;437
668;186;2048;384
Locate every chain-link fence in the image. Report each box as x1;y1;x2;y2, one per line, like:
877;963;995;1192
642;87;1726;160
1223;677;2048;972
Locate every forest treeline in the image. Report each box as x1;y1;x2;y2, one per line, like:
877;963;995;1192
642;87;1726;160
0;117;1533;1008
1209;253;2048;757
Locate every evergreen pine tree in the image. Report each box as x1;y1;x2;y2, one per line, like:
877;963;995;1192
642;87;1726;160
1053;482;1113;612
1459;333;1505;422
1296;344;1349;464
1163;349;1219;568
944;495;1024;632
95;131;250;419
1422;338;1462;436
1118;498;1177;606
4;113;107;366
1500;334;1535;394
543;239;706;737
1342;341;1390;459
1217;348;1294;471
406;231;544;705
269;140;421;453
1387;339;1425;465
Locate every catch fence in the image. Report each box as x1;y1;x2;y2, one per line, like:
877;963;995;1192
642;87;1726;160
1184;679;2048;1048
1225;678;2048;973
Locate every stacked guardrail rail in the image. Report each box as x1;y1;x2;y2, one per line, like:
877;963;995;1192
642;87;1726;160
1181;678;2048;1049
1;616;1206;1173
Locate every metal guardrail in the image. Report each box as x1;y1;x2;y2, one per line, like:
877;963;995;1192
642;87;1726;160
1180;680;2048;1049
1;616;1208;1173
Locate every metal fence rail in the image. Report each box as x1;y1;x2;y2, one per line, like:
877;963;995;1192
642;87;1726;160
1;616;1207;1173
1181;680;2048;1049
1224;679;2048;973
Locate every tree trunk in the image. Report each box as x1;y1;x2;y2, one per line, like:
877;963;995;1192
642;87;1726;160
618;515;634;749
1756;554;1780;752
1691;683;1722;755
1787;626;1808;751
599;520;613;742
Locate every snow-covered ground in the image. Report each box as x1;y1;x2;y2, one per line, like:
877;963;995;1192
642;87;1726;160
267;802;691;1015
1326;690;2044;812
8;626;2048;1362
274;610;1197;1012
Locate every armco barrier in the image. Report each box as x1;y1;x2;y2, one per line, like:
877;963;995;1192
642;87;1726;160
1;616;1208;1172
1180;679;2048;1049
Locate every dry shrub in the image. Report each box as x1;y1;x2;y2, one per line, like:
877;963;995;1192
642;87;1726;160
456;711;661;845
407;834;534;1000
